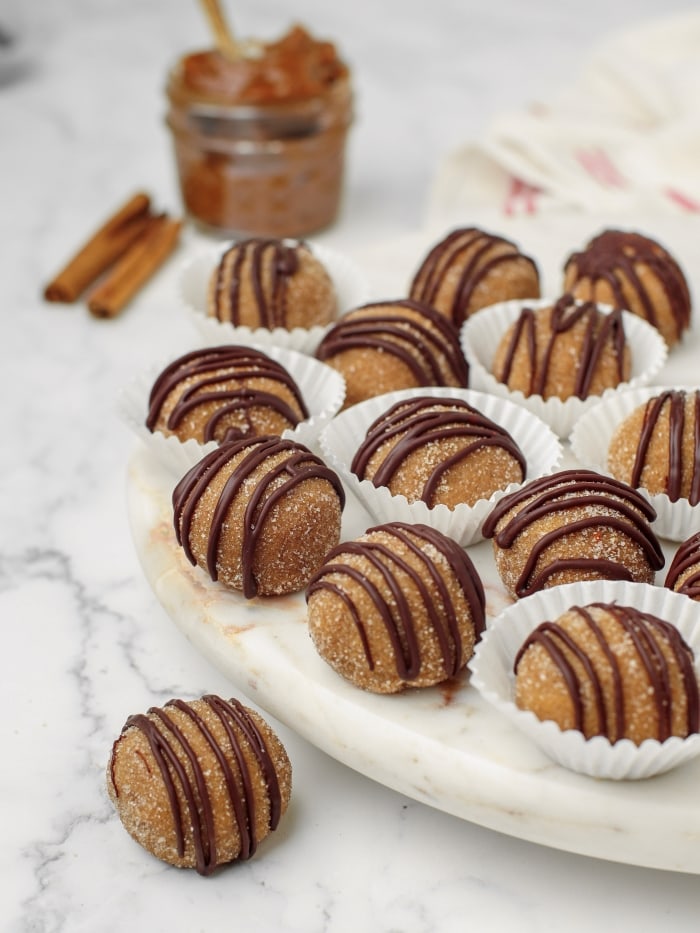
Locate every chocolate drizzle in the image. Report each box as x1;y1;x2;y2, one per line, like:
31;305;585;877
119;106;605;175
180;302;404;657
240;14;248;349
514;604;699;742
666;532;700;599
316;299;469;387
496;294;628;399
409;227;539;324
146;345;308;442
351;396;526;505
212;238;301;327
305;522;485;680
564;230;691;342
482;469;664;598
627;390;700;504
172;435;345;597
113;696;283;875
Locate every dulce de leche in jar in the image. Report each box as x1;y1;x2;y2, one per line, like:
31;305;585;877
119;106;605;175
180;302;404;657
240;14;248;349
166;24;353;238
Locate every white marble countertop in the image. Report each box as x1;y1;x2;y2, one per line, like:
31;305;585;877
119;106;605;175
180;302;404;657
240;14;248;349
5;1;700;930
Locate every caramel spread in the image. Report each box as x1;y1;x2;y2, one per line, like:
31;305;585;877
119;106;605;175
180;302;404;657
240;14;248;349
173;25;348;105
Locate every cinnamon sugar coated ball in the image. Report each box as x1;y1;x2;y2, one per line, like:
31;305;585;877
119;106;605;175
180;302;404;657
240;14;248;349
107;695;292;875
514;603;700;744
351;395;526;508
482;469;664;599
172;435;345;597
146;345;309;444
666;532;700;599
492;295;631;401
315;299;469;409
207;238;337;329
306;522;485;693
408;227;540;326
608;389;700;503
563;229;691;347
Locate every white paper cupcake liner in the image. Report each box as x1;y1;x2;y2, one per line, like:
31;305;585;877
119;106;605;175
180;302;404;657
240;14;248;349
118;342;346;476
318;385;563;547
179;240;370;355
469;579;700;780
570;385;700;542
460;298;668;439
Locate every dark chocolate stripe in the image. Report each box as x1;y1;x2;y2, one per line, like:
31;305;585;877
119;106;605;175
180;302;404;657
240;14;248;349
666;532;700;598
212;239;300;326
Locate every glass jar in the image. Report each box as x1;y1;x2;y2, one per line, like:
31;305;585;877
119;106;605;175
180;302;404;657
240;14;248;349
165;29;353;239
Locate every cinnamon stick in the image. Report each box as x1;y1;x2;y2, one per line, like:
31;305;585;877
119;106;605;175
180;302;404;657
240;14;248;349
87;214;183;319
44;192;153;303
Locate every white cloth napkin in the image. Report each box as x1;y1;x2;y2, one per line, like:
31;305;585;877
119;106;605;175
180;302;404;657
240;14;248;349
427;12;700;226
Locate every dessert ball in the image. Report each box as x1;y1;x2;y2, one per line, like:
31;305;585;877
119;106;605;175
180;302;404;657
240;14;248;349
306;521;485;693
563;229;691;348
666;532;700;599
173;435;345;597
208;238;337;329
482;469;664;599
608;389;700;504
514;603;700;744
351;395;526;508
315;299;469;409
146;345;309;444
107;695;292;874
408;227;540;326
491;295;631;401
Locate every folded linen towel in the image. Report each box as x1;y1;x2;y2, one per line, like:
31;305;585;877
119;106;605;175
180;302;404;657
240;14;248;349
427;13;700;225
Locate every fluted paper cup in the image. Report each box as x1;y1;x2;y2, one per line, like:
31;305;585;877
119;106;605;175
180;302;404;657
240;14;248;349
179;241;369;355
319;385;563;547
460;298;667;438
570;385;700;542
469;579;700;780
118;342;346;476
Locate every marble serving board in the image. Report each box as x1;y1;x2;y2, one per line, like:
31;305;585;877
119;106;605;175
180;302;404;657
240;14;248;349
127;444;700;875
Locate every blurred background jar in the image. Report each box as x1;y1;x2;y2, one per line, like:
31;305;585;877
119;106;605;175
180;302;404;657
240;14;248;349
165;24;353;238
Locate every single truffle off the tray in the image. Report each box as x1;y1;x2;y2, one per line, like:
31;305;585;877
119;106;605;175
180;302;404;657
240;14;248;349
408;227;540;326
172;435;345;598
306;522;485;693
491;295;631;401
107;695;292;875
482;469;664;599
350;395;526;508
207;238;337;329
514;603;700;745
315;299;469;409
563;229;691;348
146;345;309;444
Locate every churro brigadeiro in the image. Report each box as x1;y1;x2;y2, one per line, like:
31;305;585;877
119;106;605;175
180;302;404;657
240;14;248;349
107;695;292;874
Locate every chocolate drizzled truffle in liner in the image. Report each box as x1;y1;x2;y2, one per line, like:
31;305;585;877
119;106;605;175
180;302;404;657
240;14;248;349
107;695;292;875
306;521;485;693
146;345;309;444
208;238;337;329
408;227;540;326
172;435;345;597
666;532;700;599
563;229;691;348
514;603;700;745
482;469;664;599
315;299;469;409
351;395;526;509
608;389;700;504
491;294;631;401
